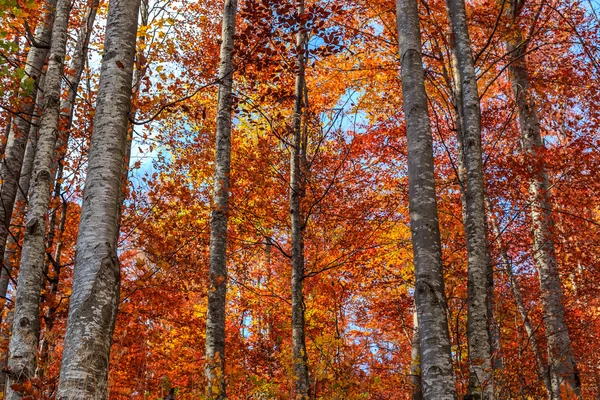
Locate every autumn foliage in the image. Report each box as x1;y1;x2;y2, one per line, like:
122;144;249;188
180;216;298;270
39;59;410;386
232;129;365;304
0;0;598;398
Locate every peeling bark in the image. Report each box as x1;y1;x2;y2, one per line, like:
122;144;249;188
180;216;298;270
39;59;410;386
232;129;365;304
396;0;457;397
57;0;141;398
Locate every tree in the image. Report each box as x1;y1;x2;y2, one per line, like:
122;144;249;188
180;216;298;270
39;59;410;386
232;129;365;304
5;0;72;397
505;1;581;397
56;0;141;397
396;0;457;397
289;0;311;398
0;0;58;309
204;0;238;398
446;0;495;395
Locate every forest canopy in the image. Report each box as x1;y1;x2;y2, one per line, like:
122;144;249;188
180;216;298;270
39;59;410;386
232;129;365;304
0;0;598;399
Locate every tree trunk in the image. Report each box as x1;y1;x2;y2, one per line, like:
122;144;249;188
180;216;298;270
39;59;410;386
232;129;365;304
486;198;551;398
5;0;72;397
396;0;457;398
46;0;99;254
204;0;237;399
0;0;57;306
290;1;310;398
442;25;502;373
505;20;581;400
56;0;141;398
446;0;494;396
37;0;100;380
0;105;41;316
411;311;423;400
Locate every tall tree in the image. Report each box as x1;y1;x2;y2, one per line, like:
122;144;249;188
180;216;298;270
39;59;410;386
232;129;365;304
56;0;141;398
505;1;581;397
290;0;310;398
396;0;457;398
204;0;238;398
0;0;57;307
5;0;72;396
487;198;551;397
38;0;100;378
446;0;495;395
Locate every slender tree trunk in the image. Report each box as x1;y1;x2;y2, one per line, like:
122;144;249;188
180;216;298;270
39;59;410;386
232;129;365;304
505;20;581;400
0;117;11;158
56;1;141;398
119;0;149;215
0;0;57;307
0;63;49;316
411;311;423;400
446;0;494;396
442;29;503;373
46;0;99;254
396;0;457;398
5;0;72;397
290;1;310;398
37;0;100;380
204;1;237;398
486;198;551;398
0;113;40;315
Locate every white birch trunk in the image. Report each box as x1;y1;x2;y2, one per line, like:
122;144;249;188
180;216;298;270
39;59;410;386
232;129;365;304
5;0;72;397
204;0;237;398
396;0;457;397
0;0;57;301
505;24;581;399
56;0;141;398
446;0;494;396
486;198;551;398
0;107;41;314
38;0;99;379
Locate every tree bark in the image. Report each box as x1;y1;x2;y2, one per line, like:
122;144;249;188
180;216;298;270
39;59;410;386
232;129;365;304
446;0;494;396
0;105;41;316
0;0;57;306
486;198;551;398
396;0;457;398
56;0;141;398
204;0;237;399
505;16;581;399
411;311;423;400
442;26;503;373
5;0;72;397
37;0;100;380
290;1;310;398
46;0;99;254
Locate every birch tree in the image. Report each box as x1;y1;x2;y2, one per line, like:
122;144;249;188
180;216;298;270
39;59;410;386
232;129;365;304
487;198;551;397
56;0;141;397
446;0;494;395
396;0;457;397
5;0;72;396
506;2;581;397
38;0;100;378
0;0;57;306
289;0;310;397
204;0;238;398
